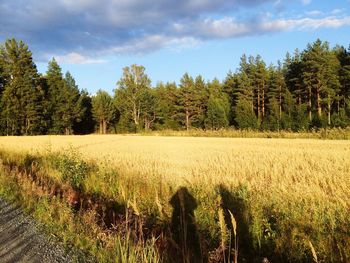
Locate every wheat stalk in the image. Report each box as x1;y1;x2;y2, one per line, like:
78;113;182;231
308;240;318;263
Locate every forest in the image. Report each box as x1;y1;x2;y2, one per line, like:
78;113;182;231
0;38;349;135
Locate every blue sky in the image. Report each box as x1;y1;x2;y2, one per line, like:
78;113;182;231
0;0;349;94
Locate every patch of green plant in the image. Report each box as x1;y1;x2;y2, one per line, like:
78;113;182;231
49;147;91;191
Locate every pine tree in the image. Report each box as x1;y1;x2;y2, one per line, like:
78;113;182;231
254;55;268;121
153;82;180;129
92;90;115;134
322;50;340;125
193;75;209;128
0;39;43;135
176;73;203;130
232;55;257;128
268;61;287;121
335;45;350;126
301;39;338;126
285;49;304;106
141;88;157;130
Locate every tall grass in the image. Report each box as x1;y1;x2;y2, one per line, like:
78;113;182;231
140;127;350;140
0;134;349;262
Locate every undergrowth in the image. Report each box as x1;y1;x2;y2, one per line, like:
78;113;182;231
140;127;350;140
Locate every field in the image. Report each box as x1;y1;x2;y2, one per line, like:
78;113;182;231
0;135;349;262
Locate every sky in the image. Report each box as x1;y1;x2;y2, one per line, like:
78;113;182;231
0;0;349;94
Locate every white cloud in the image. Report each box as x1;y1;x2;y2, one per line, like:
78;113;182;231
174;15;350;40
1;0;349;59
53;52;106;64
108;35;200;54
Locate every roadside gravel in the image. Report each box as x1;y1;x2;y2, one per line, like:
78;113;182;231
0;197;77;263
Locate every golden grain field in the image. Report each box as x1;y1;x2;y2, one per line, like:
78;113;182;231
1;135;350;261
0;135;349;203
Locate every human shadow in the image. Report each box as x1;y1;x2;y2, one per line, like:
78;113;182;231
169;187;203;263
217;184;256;262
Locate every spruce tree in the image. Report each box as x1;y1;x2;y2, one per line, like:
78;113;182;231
46;58;67;133
62;71;84;134
73;90;95;134
234;98;259;129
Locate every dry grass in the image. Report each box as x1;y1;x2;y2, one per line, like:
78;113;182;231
0;134;349;261
0;134;349;192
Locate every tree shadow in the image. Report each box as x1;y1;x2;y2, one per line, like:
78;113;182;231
169;187;203;263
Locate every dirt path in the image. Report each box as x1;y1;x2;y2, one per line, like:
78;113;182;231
0;197;75;263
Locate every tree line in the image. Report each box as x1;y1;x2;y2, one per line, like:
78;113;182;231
0;38;349;135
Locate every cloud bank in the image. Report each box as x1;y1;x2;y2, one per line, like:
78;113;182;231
0;0;348;63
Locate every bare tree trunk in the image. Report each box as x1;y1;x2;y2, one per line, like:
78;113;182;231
257;88;261;120
99;120;103;134
103;120;107;134
279;86;282;120
317;87;322;117
185;109;189;131
132;102;139;127
308;86;312;121
262;84;265;119
328;95;331;125
25;118;30;135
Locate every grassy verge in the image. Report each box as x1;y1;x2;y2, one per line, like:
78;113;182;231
0;150;160;263
139;127;350;140
0;147;349;262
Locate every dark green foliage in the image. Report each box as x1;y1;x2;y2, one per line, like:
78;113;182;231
153;82;181;130
46;60;84;134
73;90;95;134
234;98;259;129
50;148;90;191
0;38;349;135
0;39;43;135
62;72;85;134
291;104;310;131
205;96;229;130
205;79;230;130
176;73;207;130
92;90;115;134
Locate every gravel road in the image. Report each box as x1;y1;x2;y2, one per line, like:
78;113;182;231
0;197;76;263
